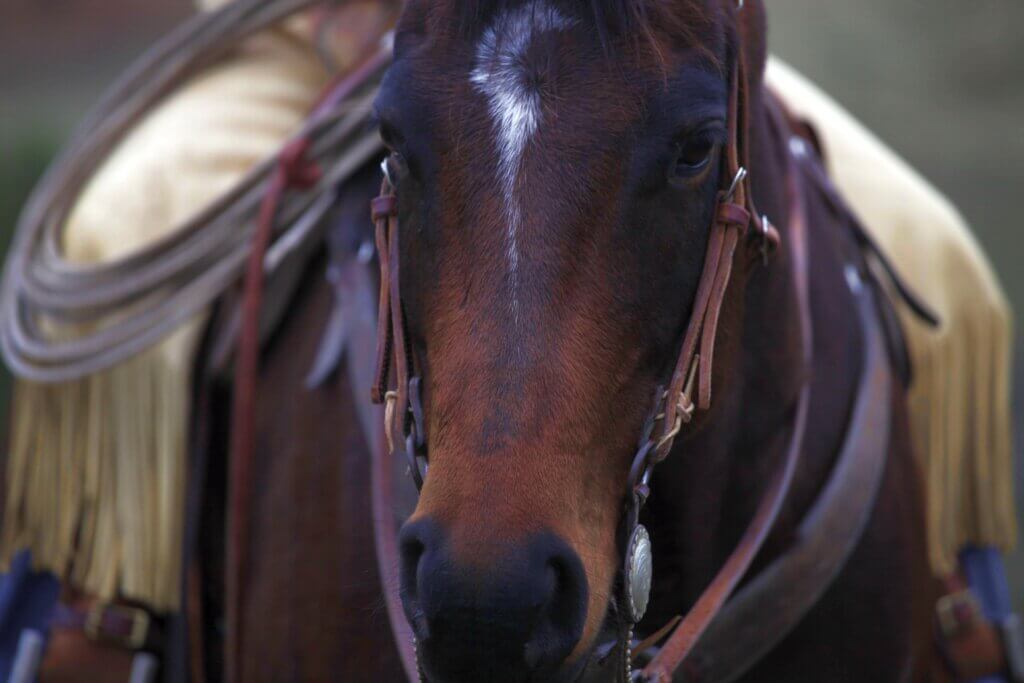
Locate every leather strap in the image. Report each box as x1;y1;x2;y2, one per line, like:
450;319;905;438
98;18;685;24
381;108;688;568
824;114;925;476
370;186;415;457
222;44;395;683
679;264;893;683
325;203;420;680
934;579;1009;681
50;602;159;653
640;54;812;683
225;135;322;683
370;179;428;488
667;135;895;680
648;25;782;462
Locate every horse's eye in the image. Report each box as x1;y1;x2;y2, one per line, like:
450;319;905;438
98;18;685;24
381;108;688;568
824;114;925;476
670;135;715;180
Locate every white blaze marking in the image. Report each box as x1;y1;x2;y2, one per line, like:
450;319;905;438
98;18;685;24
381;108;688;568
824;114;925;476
470;2;574;325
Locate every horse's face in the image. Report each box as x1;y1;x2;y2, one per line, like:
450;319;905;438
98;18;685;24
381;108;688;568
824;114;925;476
377;1;731;680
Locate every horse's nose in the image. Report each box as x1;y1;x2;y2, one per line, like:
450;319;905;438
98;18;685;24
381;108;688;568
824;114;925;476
399;519;588;682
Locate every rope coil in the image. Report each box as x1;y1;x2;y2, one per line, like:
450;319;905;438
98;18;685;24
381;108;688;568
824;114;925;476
0;0;390;383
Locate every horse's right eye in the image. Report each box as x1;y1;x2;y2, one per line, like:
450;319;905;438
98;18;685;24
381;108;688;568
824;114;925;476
669;135;715;181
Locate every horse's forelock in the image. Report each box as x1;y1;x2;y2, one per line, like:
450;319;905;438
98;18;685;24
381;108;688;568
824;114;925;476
446;0;721;58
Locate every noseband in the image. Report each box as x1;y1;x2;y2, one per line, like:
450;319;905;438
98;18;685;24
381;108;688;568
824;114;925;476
369;3;806;681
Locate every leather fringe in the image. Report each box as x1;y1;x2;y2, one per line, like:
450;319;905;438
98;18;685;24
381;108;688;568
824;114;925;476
0;329;200;612
905;291;1017;574
0;17;342;610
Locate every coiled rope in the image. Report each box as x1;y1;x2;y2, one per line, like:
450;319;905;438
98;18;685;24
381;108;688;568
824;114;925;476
0;0;388;383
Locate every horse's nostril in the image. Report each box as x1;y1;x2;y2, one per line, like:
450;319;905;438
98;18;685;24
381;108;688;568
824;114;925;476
404;527;590;681
398;519;434;641
524;536;589;671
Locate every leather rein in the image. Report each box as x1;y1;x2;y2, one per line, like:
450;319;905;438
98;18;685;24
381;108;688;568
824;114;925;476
367;4;901;682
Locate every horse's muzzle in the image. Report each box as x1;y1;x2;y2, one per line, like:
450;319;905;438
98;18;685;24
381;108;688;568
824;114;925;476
399;519;589;682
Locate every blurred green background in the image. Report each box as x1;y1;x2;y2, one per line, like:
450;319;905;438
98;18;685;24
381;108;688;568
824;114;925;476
0;0;1020;609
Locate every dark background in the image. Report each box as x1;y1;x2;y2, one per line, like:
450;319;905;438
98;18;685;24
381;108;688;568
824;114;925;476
0;0;1021;608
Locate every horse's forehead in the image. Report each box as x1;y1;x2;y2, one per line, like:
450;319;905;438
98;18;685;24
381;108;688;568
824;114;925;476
468;1;579;173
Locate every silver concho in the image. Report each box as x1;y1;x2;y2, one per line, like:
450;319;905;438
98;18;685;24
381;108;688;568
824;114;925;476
624;524;653;624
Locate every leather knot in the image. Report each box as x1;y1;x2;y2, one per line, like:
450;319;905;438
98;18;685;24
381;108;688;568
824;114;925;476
716;202;751;230
371;195;398;221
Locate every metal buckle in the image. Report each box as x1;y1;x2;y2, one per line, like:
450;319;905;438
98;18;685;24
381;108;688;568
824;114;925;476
84;603;150;650
722;167;748;203
405;433;428;491
408;377;427;452
760;215;771;265
935;590;982;639
380;157;395;188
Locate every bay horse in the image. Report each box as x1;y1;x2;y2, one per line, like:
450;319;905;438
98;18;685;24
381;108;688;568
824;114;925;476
206;0;946;681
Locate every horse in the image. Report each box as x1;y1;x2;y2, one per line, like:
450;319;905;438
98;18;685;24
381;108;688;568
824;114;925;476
193;0;948;680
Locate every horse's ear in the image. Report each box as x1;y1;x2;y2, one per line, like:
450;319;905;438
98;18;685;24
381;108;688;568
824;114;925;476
736;0;768;94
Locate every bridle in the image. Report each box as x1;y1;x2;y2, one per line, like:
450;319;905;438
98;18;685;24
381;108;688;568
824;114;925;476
370;1;777;494
367;3;803;681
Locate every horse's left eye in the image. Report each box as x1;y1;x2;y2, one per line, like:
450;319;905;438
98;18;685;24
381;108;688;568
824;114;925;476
670;135;715;180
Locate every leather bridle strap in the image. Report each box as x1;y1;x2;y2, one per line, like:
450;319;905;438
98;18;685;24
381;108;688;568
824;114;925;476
677;136;894;682
652;51;778;467
371;173;429;488
369;177;423;681
683;278;892;683
370;189;395;408
639;82;814;680
641;394;810;681
371;183;419;467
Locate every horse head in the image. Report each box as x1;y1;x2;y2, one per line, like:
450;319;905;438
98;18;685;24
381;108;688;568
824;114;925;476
372;1;773;680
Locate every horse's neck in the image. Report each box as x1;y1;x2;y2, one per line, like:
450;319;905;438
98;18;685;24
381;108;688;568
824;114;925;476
644;93;863;620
